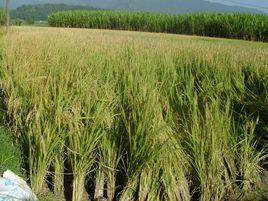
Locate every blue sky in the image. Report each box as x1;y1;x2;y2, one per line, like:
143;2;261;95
206;0;268;13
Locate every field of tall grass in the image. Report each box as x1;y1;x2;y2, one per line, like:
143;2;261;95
0;27;268;201
48;11;268;42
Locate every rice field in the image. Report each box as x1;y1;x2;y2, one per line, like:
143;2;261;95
0;26;268;201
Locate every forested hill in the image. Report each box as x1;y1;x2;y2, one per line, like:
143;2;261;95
4;0;264;14
11;4;99;21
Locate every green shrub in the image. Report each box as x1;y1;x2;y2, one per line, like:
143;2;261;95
26;17;34;25
13;18;23;26
0;8;5;26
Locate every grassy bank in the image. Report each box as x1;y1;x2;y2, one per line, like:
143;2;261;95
0;27;268;201
48;11;268;42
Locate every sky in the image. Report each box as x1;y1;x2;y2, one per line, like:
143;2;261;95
206;0;268;13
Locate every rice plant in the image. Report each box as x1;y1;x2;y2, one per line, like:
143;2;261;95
0;26;267;201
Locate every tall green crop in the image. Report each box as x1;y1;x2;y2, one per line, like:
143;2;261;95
48;11;268;41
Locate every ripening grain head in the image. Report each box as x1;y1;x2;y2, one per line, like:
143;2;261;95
0;26;267;201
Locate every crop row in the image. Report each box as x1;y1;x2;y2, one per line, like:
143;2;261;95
1;27;268;200
48;10;268;41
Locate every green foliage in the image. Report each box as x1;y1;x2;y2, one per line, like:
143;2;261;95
13;18;23;26
48;10;268;41
0;127;23;176
0;83;23;177
0;7;5;27
26;17;34;25
11;4;100;21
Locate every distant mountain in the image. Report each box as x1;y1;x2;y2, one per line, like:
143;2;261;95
1;0;264;14
206;0;268;13
11;4;99;21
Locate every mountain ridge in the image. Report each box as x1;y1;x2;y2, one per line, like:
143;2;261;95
1;0;264;14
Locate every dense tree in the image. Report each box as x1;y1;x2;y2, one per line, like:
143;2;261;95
11;4;99;21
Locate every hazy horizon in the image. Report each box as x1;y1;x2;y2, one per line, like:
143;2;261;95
1;0;267;13
206;0;268;13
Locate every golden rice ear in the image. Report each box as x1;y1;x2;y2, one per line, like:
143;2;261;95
94;197;108;201
1;25;267;201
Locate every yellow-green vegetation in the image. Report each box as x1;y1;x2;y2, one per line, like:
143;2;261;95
48;11;268;42
0;26;268;201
